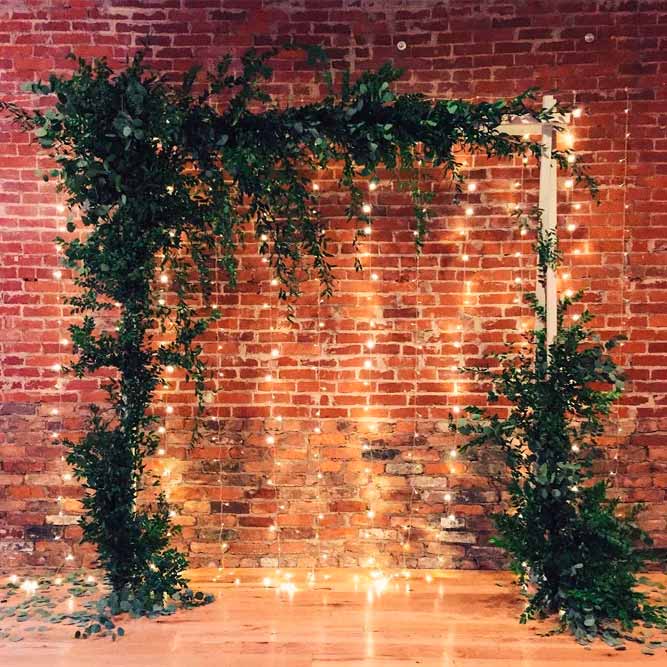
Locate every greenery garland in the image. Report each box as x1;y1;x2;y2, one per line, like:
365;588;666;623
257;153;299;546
1;46;589;612
452;208;666;645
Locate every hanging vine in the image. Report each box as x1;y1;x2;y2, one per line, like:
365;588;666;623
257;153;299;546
1;46;590;609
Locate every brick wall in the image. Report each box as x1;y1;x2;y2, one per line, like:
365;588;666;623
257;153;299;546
1;0;666;571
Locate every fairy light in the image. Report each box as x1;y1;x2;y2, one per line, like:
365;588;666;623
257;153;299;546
612;89;631;484
402;157;424;570
363;177;380;568
212;229;228;573
312;183;326;573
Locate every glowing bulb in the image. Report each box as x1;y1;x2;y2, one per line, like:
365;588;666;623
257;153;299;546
65;554;74;562
573;203;581;210
571;444;580;453
562;272;570;280
271;348;279;357
266;435;275;445
514;277;522;284
270;278;278;287
166;365;174;374
461;254;469;262
464;207;474;216
567;154;576;164
449;449;458;459
565;289;574;298
366;339;375;350
369;181;378;191
564;178;574;189
444;493;452;502
364;359;372;369
260;234;268;242
166;405;174;414
159;273;169;284
52;363;62;372
572;314;580;322
567;223;576;232
158;426;166;434
53;269;62;279
312;183;320;191
371;272;379;281
467;182;477;192
364;225;372;235
314;426;321;434
158;448;166;456
60;337;68;346
572;107;582;119
367;510;375;519
362;203;372;215
563;132;574;148
265;373;273;382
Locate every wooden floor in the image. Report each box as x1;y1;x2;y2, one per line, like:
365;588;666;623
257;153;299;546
2;568;665;666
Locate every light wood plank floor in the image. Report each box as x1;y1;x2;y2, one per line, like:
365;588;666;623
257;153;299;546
2;568;665;666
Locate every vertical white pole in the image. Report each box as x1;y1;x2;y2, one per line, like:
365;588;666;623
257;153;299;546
537;95;558;355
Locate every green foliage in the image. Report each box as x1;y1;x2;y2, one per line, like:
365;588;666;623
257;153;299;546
452;211;666;644
0;571;212;642
2;47;588;606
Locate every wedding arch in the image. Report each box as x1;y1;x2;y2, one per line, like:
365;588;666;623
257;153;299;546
4;47;658;642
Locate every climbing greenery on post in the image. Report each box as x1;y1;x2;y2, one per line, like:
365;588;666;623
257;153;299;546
2;47;587;609
452;209;666;644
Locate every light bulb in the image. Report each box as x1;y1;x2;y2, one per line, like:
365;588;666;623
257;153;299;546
364;225;372;235
53;269;62;279
464;207;473;216
449;449;457;459
158;448;166;456
166;405;174;414
260;234;268;242
314;426;321;434
166;365;174;374
366;338;375;350
52;363;62;372
573;203;581;210
367;510;375;519
444;493;452;502
572;107;582;119
467;182;476;192
264;373;273;382
312;183;320;191
563;132;574;148
565;289;574;297
158;426;166;434
371;272;379;281
572;314;580;322
369;181;378;191
271;348;279;357
364;359;372;369
270;278;278;286
567;223;576;232
461;254;469;262
362;203;372;215
567;154;576;164
564;178;574;189
266;435;275;445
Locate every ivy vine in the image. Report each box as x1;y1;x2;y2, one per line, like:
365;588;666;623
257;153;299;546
1;46;589;614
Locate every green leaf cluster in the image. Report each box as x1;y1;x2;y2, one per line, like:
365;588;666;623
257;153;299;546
453;210;666;644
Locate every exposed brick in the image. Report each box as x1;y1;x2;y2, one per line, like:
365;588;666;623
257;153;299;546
1;0;666;571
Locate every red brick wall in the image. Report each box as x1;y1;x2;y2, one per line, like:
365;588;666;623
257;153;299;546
1;0;666;571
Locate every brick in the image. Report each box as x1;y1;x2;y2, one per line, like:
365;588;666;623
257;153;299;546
1;0;666;572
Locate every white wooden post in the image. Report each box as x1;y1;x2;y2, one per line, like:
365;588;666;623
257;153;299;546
497;95;564;358
537;95;558;352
